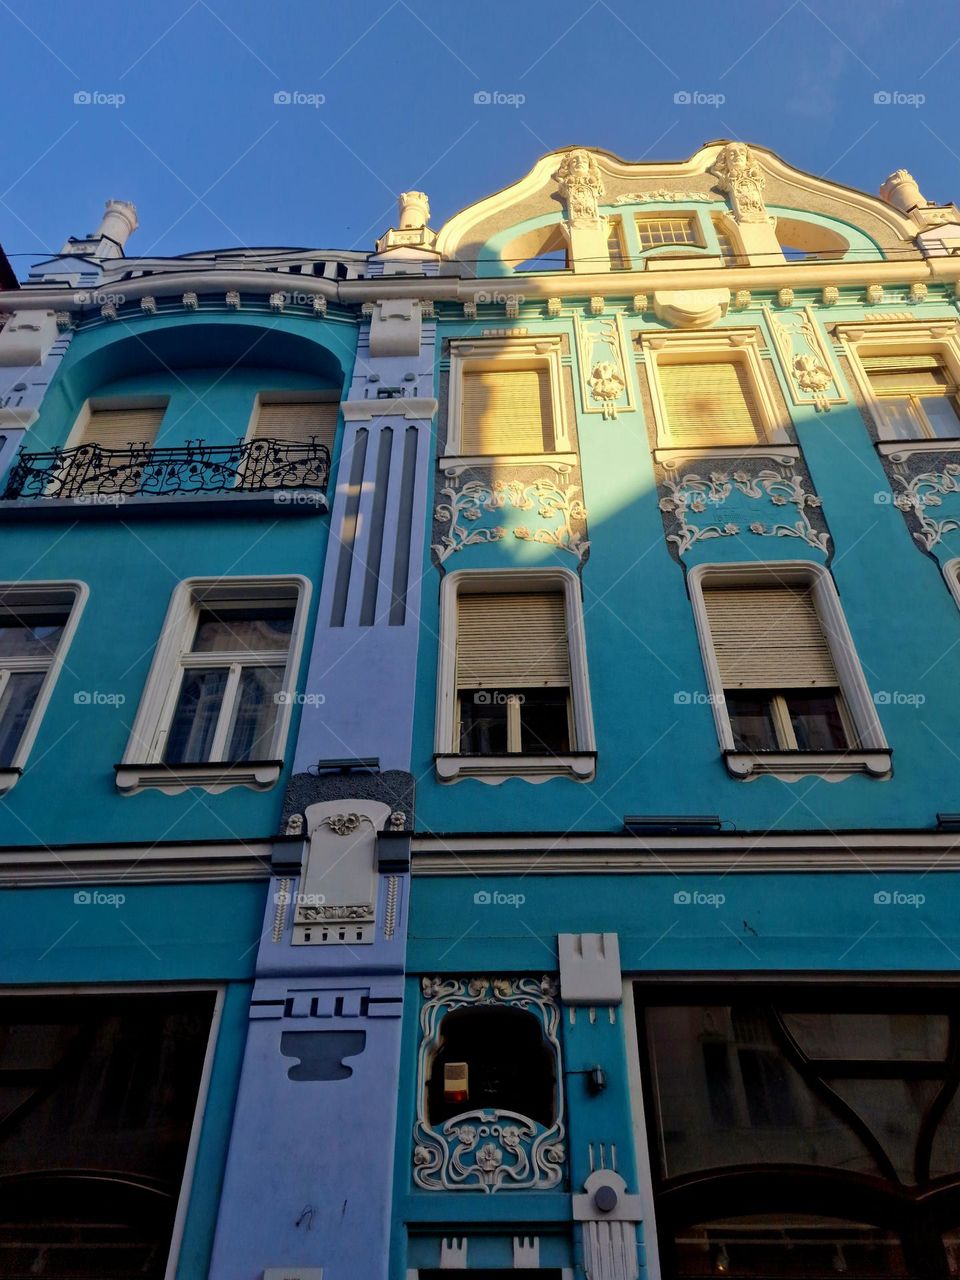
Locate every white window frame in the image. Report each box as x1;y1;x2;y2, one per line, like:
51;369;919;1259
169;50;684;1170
643;329;787;458
117;575;310;795
837;319;960;453
687;560;890;781
443;335;572;466
434;567;595;784
0;581;87;793
634;211;705;252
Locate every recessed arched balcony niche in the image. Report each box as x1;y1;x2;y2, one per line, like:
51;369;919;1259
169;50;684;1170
4;320;346;510
413;975;566;1192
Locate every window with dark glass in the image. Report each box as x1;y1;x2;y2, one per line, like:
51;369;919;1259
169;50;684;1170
0;598;71;769
704;585;853;753
636;985;960;1279
455;592;572;755
162;605;294;764
426;1005;556;1127
0;991;215;1279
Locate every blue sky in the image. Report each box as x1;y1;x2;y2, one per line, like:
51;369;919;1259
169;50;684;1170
1;0;958;270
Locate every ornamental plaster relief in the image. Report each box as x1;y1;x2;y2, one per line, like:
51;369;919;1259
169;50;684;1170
432;470;589;567
574;313;633;418
413;976;566;1193
657;455;830;559
765;305;846;410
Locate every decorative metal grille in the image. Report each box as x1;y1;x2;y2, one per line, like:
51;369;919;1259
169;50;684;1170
3;437;330;500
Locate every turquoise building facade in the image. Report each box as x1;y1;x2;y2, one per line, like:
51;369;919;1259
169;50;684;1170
5;143;960;1279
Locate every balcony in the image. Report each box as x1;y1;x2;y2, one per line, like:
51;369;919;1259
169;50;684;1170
0;438;331;520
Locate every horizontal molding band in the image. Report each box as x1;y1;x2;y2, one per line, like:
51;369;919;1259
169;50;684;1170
411;830;960;875
0;842;274;887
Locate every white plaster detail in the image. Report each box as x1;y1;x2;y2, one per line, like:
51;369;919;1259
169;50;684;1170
866;284;884;305
710;142;770;224
513;1237;541;1268
652;288;730;329
547;297;562;317
0;311;59;366
911;281;929;302
575;313;633;419
777;287;795;308
659;465;828;556
589;296;604;316
269;291;285;312
182;292;199;310
312;295;327;316
414;977;565;1192
612;189;718;204
140;296;157;315
766;304;844;409
225;291;241;310
554;150;604;226
445;334;569;455
340;397;437;421
114;760;282;796
559;933;622;1005
822;286;840;306
632;295;647;314
432;475;589;563
100;303;118;322
888;462;960;550
368;299;423;358
294;800;391;946
439;1238;467;1269
505;297;519;319
462;300;477;320
735;289;752;309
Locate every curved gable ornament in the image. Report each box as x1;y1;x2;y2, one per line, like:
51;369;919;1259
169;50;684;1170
710;142;771;225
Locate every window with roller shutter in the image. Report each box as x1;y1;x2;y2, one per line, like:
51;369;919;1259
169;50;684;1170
60;400;167;495
243;398;338;488
459;367;554;455
455;591;572;754
702;584;852;752
658;360;764;447
859;352;960;441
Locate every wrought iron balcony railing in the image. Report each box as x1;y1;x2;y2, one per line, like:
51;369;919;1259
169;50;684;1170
3;437;331;501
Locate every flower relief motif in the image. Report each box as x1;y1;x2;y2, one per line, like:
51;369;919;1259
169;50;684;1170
659;465;829;557
476;1142;503;1173
890;462;960;550
588;361;626;419
433;475;589;564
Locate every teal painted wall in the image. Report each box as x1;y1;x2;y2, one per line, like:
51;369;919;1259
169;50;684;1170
0;311;357;847
411;300;960;836
0;879;266;1280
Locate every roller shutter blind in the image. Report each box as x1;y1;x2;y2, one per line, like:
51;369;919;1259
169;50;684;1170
659;361;763;445
80;406;165;450
456;592;570;688
254;401;338;450
460;368;553;454
703;585;839;688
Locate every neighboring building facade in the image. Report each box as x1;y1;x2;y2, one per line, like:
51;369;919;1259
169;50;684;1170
4;141;960;1280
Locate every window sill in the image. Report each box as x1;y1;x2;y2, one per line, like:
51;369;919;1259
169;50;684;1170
655;443;796;468
115;760;283;796
876;437;960;461
435;752;596;785
0;490;327;521
439;451;577;475
724;749;891;782
0;767;23;795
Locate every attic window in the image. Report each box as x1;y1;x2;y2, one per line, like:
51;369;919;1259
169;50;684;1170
425;1005;557;1126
